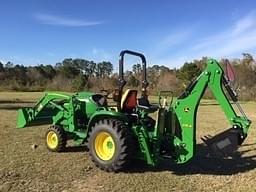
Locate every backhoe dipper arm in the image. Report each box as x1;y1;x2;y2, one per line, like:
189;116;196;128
171;59;251;164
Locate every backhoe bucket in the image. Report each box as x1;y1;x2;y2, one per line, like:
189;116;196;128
202;128;241;156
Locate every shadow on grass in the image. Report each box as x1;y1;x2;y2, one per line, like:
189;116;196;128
0;100;35;110
126;143;256;176
0;106;27;110
0;100;35;104
63;145;88;153
200;103;220;106
200;101;247;106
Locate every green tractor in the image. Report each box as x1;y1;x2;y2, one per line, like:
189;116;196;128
17;50;251;172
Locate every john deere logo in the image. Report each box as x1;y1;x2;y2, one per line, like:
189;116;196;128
184;107;189;112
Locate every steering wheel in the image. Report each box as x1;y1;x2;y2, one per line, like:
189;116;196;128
100;89;113;99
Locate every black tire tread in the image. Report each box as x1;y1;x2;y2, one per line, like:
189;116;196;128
88;119;133;172
45;125;67;152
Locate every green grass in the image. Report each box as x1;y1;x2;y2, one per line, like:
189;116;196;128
0;91;256;192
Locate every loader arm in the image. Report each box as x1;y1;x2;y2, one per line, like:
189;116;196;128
171;59;251;163
17;92;72;128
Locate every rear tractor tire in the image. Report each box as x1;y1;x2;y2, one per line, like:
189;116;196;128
88;119;133;172
45;125;67;152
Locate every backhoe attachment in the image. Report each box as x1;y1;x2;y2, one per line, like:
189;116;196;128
171;59;251;163
201;62;250;156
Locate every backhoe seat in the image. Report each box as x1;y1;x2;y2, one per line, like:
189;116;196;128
137;96;159;113
121;89;138;113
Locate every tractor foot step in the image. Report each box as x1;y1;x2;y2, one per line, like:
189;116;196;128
161;154;172;159
201;128;241;156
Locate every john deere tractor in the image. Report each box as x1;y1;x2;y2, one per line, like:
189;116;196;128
17;50;251;172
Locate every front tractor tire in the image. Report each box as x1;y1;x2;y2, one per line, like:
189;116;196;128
88;119;133;172
45;125;67;152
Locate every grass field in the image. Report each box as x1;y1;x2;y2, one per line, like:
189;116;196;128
0;92;256;192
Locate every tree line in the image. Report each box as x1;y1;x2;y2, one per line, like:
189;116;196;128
0;53;255;100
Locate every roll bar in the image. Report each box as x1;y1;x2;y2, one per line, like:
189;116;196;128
116;50;149;110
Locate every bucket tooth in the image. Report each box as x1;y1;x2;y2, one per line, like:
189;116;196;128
201;128;240;156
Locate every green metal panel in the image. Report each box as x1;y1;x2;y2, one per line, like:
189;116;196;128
133;125;156;165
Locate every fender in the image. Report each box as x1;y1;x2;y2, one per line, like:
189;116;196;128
86;109;129;136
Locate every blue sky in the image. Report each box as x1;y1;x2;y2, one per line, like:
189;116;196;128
1;0;256;69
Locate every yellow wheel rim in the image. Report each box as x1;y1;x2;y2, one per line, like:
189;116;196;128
94;131;115;161
46;131;58;149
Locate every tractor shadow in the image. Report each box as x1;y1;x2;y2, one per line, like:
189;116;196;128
62;141;88;153
63;146;88;153
127;143;256;175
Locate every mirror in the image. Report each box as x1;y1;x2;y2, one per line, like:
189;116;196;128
224;59;235;82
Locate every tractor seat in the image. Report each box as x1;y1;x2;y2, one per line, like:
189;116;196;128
121;89;138;113
137;97;159;113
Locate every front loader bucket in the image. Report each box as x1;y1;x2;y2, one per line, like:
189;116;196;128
17;108;29;128
17;92;72;129
17;107;54;128
201;128;241;156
